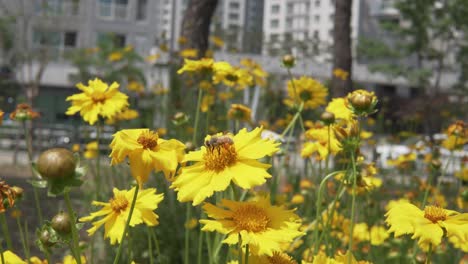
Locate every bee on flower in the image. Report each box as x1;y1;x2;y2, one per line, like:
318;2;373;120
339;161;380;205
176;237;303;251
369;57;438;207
171;127;279;205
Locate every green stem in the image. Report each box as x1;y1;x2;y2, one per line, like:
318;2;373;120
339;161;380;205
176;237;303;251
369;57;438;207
237;234;243;264
244;244;249;264
184;204;192;264
347;151;358;263
0;214;12;250
280;103;303;137
197;223;204;264
22;122;43;224
113;185;139;264
286;68;299;106
16;217;30;262
148;226;153;264
206;232;213;264
95;123;102;200
65;191;82;264
192;88;204;145
0;238;5;264
149;227;162;264
313;170;346;254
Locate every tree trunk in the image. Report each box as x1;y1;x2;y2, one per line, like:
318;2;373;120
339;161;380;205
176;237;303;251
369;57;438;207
180;0;219;58
331;0;353;97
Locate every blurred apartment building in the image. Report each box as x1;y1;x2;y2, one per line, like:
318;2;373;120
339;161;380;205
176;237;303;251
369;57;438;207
262;0;361;62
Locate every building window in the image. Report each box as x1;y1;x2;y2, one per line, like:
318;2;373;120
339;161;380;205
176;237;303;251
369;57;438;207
286;18;292;28
270;34;279;42
32;29;78;59
136;0;147;21
229;13;239;20
98;0;128;20
229;1;240;9
315;0;320;7
270;19;279;28
314;15;320;22
287;3;293;13
271;4;280;14
35;0;79;16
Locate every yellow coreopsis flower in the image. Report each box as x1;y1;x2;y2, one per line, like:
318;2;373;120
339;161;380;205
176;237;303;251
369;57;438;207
240;58;268;87
227;104;252;122
213;62;252;90
442;135;467;151
0;250;26;264
301;125;342;160
370;225;389;246
79;187;163;245
326;98;355;122
201;94;215;113
62;255;87;264
385;202;468;251
108;51;123;62
386;153;416;169
283;76;328;110
177;58;214;74
127;81;144;93
200;197;303;256
106;108;139;125
110;129;185;185
66;78;129;125
210;36;225;48
456;167;468;181
84;141;98;159
171;127;279;205
333;68;349;81
179;48;198;58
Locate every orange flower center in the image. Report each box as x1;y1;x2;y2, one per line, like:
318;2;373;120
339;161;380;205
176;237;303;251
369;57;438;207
267;251;297;264
203;138;237;172
424;205;447;223
232;204;270;232
137;131;159;150
110;194;129;213
91;92;107;103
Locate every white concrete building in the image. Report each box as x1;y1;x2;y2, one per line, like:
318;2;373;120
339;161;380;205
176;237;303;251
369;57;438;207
263;0;361;61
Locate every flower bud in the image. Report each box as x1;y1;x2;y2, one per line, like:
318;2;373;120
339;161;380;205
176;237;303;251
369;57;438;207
11;186;24;199
172;112;189;126
51;212;72;234
282;54;295;68
346;89;378;115
430;159;442;170
37;148;76;180
39;229;55;247
320;111;335;125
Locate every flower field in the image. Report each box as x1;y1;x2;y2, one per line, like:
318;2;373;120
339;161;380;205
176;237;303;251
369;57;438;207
0;53;467;264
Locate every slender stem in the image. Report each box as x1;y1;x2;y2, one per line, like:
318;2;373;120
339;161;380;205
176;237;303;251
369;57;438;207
149;227;162;264
206;232;213;264
16;216;30;261
0;214;12;250
280;104;303;137
197;223;204;264
347;151;358;263
297;114;306;133
192;88;204;145
244;244;249;264
148;226;153;264
113;185;139;264
184;204;192;264
65;191;82;264
95;123;102;200
286;68;299;106
426;244;433;264
313;170;346;254
237;234;243;264
22;122;43;224
0;237;5;264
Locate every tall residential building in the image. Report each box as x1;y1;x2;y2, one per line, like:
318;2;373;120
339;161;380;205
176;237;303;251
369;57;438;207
262;0;361;62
